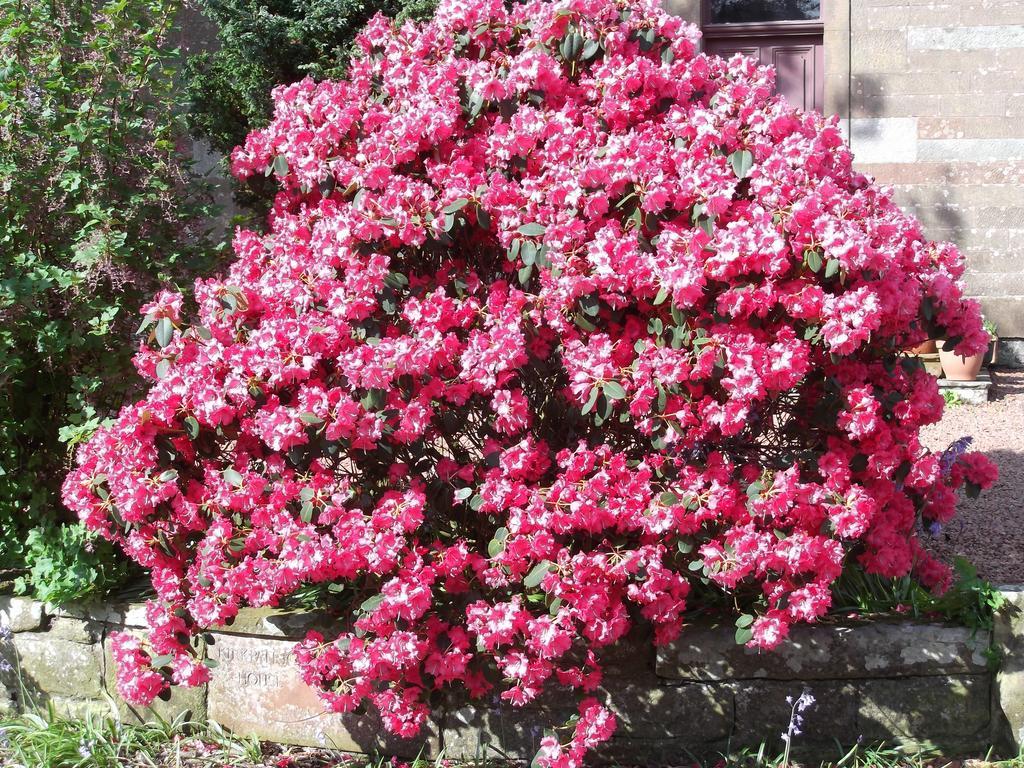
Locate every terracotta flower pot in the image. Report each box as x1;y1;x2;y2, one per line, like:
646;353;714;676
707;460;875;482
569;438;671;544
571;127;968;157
908;339;937;355
939;341;984;381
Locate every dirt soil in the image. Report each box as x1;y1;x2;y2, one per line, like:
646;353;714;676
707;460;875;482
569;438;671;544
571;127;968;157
920;370;1024;585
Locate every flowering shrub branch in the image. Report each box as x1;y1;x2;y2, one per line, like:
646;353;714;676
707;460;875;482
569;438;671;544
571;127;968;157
64;0;996;762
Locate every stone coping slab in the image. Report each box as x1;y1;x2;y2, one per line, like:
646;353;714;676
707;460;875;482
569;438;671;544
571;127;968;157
656;619;991;681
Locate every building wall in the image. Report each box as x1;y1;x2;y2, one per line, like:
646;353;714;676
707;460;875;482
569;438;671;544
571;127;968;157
667;0;1024;352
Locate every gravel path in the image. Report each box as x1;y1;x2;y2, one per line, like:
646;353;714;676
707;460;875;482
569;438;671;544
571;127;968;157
920;370;1024;585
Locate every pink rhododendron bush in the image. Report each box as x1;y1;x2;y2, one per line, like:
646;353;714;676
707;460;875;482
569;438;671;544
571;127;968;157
64;0;997;762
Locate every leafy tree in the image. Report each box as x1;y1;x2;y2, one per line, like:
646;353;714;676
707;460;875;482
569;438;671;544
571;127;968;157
0;0;217;596
184;0;438;156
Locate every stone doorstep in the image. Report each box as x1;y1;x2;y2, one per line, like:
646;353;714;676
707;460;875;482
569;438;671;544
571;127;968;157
939;372;993;405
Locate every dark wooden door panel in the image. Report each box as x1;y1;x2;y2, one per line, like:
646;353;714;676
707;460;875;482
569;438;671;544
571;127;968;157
703;40;760;59
701;36;824;114
768;42;822;112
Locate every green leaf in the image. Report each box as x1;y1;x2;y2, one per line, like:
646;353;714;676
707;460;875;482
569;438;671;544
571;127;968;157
443;197;470;214
524;560;554;588
183;416;200;439
677;539;693;554
603;380;627;400
222;468;244;487
155;316;174;348
454;487;473;501
581;386;600;414
360;594;384;613
150;654;174;669
729;149;754;179
580;294;600;317
660;491;678;505
155;358;171;380
488;527;509;558
273;155;289;177
521;241;537;266
735;626;754;645
560;31;584;61
805;249;823;273
824;258;841;278
517;223;546;236
299;412;323;425
735;613;755;629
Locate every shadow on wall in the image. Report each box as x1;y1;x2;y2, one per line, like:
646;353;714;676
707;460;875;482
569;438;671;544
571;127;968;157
441;626;996;764
848;77;968;253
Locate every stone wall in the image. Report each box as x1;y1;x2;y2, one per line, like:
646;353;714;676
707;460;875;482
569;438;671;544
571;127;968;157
663;0;1024;364
4;594;1024;762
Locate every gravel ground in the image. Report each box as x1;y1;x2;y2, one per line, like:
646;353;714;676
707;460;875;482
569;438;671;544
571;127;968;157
920;370;1024;585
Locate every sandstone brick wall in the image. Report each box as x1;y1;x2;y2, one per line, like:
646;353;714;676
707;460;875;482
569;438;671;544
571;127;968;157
844;0;1024;357
665;0;1024;362
4;595;1022;761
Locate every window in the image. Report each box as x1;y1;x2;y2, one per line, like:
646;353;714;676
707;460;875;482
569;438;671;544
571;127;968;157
700;1;825;113
706;0;821;25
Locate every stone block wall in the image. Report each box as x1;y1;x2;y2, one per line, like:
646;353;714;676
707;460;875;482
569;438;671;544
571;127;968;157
5;594;1024;762
664;0;1024;363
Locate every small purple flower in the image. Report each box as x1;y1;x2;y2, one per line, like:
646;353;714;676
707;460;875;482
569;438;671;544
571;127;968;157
794;691;815;712
940;436;973;479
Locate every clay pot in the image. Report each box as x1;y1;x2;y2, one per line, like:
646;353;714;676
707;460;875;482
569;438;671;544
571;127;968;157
908;339;938;355
939;341;984;381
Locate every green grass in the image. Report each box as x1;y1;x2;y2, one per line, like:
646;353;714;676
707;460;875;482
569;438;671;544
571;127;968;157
0;706;263;767
1;708;1022;768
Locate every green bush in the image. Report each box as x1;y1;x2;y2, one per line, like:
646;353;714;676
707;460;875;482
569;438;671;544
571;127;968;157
0;0;217;598
15;524;129;606
185;0;438;156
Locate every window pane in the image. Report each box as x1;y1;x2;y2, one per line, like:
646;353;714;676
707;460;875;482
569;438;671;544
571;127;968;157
708;0;820;24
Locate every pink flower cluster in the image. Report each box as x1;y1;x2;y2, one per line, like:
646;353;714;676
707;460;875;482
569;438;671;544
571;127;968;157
63;0;996;761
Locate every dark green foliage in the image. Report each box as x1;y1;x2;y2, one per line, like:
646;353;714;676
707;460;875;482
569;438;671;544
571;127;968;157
0;0;217;598
831;556;1004;632
15;523;130;606
185;0;438;156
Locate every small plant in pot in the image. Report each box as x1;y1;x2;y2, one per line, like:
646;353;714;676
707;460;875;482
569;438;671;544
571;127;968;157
939;336;985;381
982;318;998;367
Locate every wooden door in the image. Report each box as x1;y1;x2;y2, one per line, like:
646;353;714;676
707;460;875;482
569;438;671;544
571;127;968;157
701;1;825;113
